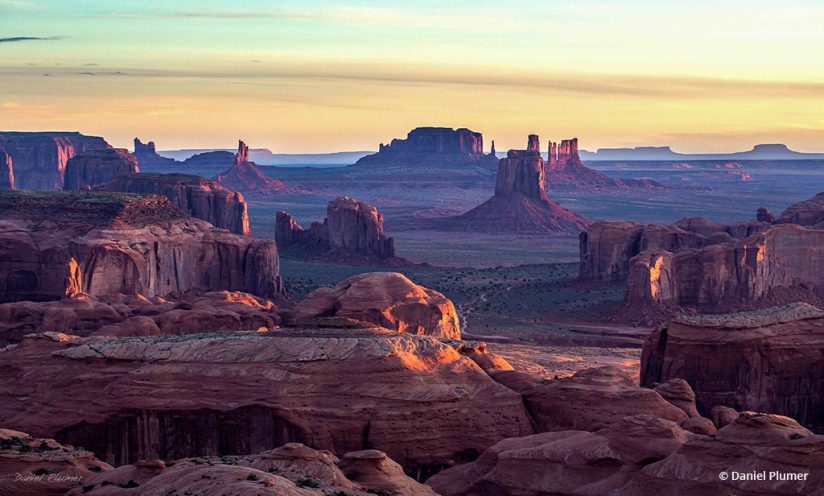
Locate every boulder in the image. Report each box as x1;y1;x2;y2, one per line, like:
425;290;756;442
654;378;700;418
63;148;140;190
97;172;251;235
0;131;110;190
710;406;740;428
757;207;777;223
294;272;460;339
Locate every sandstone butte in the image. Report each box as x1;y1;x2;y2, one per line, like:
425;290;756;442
354;126;498;167
0;190;282;302
214;140;298;196
445;135;590;233
96;172;251;235
132;137;177;168
63;148;140;191
293;272;461;339
0;429;436;496
641;302;824;433
0;131;110;190
545;137;663;190
276;196;412;265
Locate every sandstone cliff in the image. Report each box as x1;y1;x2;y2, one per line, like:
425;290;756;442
63;148;140;190
641;303;824;432
215;140;297;195
97;172;250;235
133;137;177;167
0;190;282;302
0;151;12;190
445;136;590;233
354;127;497;167
0;131;110;190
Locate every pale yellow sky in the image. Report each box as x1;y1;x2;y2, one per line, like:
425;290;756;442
1;0;823;153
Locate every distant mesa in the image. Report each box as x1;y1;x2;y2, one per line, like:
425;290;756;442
0;151;12;190
0;131;110;190
440;135;590;233
581;143;824;161
63;148;139;191
354;127;498;167
277;195;413;266
96;172;251;235
214;140;301;196
133;137;176;167
183;149;236;168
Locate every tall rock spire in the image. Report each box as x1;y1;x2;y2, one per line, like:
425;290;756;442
527;134;540;153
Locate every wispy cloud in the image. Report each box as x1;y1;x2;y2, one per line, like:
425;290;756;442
0;35;64;44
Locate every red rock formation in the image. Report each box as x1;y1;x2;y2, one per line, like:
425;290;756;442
641;303;824;431
0;151;12;190
294;272;460;339
277;196;411;265
132;137;177;167
0;328;532;476
776;191;824;226
547;140;558;170
526;134;540;152
214;140;297;196
355;127;496;167
447;138;590;233
429;412;824;496
0;131;110;190
63;148;139;190
0;428;112;496
757;207;777;223
97;172;250;235
0;191;282;302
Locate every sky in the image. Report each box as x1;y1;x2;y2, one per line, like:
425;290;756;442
1;0;823;153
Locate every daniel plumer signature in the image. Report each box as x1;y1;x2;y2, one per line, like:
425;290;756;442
14;473;84;483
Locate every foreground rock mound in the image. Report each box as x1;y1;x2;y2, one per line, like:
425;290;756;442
0;291;280;346
97;172;250;235
445;135;589;233
0;131;110;190
0;191;282;301
641;303;824;432
0;328;531;477
429;412;824;496
63;148;140;190
294;272;460;339
215;140;297;195
355;126;496;167
277;196;411;265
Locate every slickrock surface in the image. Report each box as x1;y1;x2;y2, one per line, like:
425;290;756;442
641;303;824;431
447;137;589;233
97;172;250;235
0;429;112;496
0;151;12;190
0;291;280;346
215;140;297;195
0;191;282;301
63;148;140;191
776;191;824;226
355;127;495;167
277;196;412;265
429;412;824;496
0;328;531;477
294;272;460;339
132;137;177;168
0;131;110;190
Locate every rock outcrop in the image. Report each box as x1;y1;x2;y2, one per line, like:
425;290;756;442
355;127;497;167
0;151;12;190
0;190;282;302
0;328;532;477
294;272;461;339
132;137;177;167
641;303;824;432
776;191;824;226
429;412;824;496
63;148;140;190
546;137;663;190
215;140;297;196
97;172;250;235
277;196;409;264
757;206;777;223
0;131;110;190
182;150;235;168
445;136;590;233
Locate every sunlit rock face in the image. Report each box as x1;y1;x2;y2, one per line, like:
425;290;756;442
0;190;282;302
0;131;110;190
294;272;460;339
642;303;824;432
63;148;139;191
97;172;251;235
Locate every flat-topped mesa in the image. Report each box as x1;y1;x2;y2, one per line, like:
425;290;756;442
0;190;282;301
527;134;540;152
96;172;251;235
214;139;297;196
0;151;12;190
0;131;110;190
133;137;177;167
63;148;139;190
355;127;495;167
277;196;409;265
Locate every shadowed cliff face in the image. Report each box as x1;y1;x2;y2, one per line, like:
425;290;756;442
63;148;139;191
355;127;493;167
494;149;546;200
